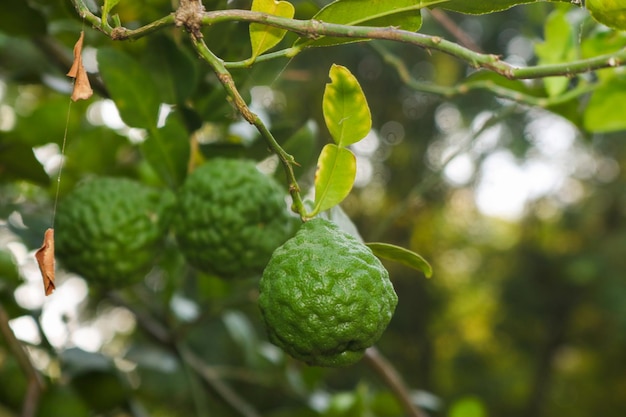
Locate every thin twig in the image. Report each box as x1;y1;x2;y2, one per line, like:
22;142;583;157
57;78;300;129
427;8;483;53
370;42;596;108
363;347;429;417
178;345;262;417
106;293;261;417
188;34;307;218
0;304;45;417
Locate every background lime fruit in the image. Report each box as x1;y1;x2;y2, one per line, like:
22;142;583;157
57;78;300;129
55;177;174;287
173;158;294;278
259;218;398;367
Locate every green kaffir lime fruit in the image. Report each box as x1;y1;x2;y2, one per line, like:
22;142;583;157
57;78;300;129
55;177;174;287
173;158;294;278
259;218;398;367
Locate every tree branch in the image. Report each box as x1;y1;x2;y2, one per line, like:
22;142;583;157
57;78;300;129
188;34;307;218
0;304;45;417
70;0;626;80
370;42;596;107
105;293;261;417
363;347;429;417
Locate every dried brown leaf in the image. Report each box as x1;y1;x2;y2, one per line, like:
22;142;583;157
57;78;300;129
67;31;93;101
66;31;84;78
35;228;56;296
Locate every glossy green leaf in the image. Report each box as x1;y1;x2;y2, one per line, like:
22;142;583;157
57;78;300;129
143;114;190;188
440;0;569;14
583;77;626;133
366;242;433;277
311;144;356;216
250;0;295;60
143;35;199;104
535;9;576;97
323;64;371;147
97;48;161;129
297;0;443;48
587;0;626;30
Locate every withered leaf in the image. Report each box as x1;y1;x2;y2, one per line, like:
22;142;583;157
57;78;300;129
67;31;93;101
35;228;56;296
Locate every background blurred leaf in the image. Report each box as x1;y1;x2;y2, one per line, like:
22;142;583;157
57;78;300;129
535;8;577;97
583;76;626;132
97;48;161;129
143;114;190;188
143;35;200;104
0;1;46;37
0;138;50;186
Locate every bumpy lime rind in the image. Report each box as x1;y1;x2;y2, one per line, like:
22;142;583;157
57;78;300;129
259;218;398;367
55;177;175;286
173;158;293;278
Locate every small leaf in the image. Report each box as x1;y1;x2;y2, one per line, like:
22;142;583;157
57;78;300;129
249;0;295;60
366;242;432;278
311;144;356;216
323;64;371;147
97;48;161;129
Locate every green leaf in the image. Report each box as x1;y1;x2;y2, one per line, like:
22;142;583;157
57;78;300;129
297;0;443;48
535;9;577;97
583;76;626;133
366;242;432;278
97;48;161;129
0;251;21;289
142;114;190;188
249;0;295;60
0;1;46;37
440;0;557;14
311;144;356;216
143;35;199;104
0;138;50;186
323;64;371;147
586;0;626;30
